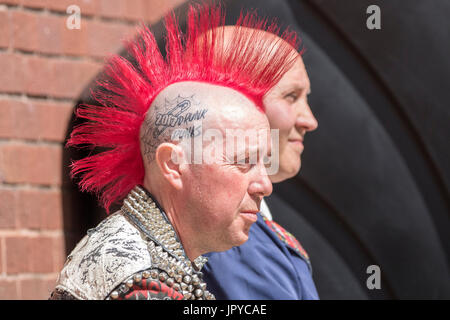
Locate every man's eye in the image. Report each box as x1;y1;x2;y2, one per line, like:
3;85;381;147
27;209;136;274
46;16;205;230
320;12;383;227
236;159;249;166
235;159;254;170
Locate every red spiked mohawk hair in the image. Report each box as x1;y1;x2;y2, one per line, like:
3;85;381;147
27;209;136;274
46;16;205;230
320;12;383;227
67;3;300;212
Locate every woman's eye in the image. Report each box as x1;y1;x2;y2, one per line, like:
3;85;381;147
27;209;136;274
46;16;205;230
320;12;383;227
284;92;299;103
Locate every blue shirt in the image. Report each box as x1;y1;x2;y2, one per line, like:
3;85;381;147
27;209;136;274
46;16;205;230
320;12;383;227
203;213;319;300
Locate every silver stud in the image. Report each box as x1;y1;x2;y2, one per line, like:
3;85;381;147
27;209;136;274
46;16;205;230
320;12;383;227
110;291;119;299
192;275;200;286
183;292;192;300
159;272;167;282
187;285;194;292
142;270;150;279
173;283;181;291
194;289;203;297
183;275;191;284
166;278;174;287
133;273;142;283
126;279;134;288
175;274;182;283
180;282;188;291
200;282;207;291
150;269;159;279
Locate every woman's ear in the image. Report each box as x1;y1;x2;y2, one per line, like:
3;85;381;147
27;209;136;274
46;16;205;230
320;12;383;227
154;143;185;190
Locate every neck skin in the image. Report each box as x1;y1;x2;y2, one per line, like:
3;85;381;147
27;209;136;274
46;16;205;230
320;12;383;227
142;174;201;262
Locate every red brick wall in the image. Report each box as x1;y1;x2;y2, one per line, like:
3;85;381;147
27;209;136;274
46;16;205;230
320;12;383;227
0;0;185;299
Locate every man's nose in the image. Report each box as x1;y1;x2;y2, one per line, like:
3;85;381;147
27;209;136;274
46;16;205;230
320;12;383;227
249;164;273;197
296;102;318;132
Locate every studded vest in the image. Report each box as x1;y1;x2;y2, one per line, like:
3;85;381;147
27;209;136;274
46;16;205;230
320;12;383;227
50;186;215;300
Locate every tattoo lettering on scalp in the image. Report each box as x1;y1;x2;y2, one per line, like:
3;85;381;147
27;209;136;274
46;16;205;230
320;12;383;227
140;95;208;161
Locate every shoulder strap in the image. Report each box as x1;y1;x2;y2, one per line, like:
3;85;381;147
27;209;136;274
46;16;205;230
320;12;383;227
262;216;311;265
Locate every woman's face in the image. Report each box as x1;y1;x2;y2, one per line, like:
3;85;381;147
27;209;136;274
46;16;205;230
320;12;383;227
263;57;318;183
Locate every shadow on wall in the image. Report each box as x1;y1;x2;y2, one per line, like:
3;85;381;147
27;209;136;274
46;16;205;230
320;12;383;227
61;101;106;253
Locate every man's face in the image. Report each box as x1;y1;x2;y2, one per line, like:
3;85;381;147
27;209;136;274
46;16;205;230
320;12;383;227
263;57;318;182
179;102;273;253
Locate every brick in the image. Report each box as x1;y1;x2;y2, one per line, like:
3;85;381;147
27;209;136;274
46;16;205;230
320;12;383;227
0;99;37;140
0;99;73;142
47;0;100;17
22;54;102;99
0;99;21;138
29;235;54;273
99;0;125;20
50;59;102;98
0;238;3;273
1;0;20;6
123;0;145;22
0;279;19;299
5;236;30;274
0;189;17;229
5;235;59;275
36;14;63;55
61;18;88;56
0;143;63;186
0;53;26;93
52;233;66;271
86;19;135;58
34;100;74;141
20;277;56;300
11;10;39;52
17;189;63;230
20;0;49;9
0;9;11;49
23;55;53;96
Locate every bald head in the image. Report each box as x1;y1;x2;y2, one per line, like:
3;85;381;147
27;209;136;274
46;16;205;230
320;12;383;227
140;81;264;164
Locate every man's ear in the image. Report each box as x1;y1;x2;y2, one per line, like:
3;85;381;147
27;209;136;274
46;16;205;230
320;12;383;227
154;143;185;190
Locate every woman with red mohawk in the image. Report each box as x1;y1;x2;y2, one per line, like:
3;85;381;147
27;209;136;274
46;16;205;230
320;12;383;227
50;3;298;300
203;26;320;300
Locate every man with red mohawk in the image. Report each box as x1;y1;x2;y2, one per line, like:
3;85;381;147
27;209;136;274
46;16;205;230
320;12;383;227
49;4;298;300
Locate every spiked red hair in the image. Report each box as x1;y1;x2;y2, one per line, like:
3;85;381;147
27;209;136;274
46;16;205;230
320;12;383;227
67;3;300;212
